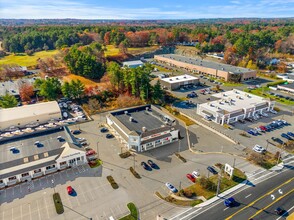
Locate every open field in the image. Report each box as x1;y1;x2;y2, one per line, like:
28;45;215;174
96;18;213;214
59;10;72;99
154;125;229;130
63;74;99;86
0;50;59;66
105;45;159;57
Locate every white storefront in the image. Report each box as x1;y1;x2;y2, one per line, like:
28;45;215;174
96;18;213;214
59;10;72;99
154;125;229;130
0;143;86;188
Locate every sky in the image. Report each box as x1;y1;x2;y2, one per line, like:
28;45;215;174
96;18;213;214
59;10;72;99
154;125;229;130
0;0;293;19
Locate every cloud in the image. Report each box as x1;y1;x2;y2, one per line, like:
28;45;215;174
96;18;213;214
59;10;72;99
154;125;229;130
0;0;293;19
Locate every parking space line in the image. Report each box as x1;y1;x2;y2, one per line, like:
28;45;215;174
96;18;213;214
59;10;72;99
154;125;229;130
28;203;32;220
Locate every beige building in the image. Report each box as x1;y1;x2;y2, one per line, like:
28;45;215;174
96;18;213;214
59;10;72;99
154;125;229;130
154;54;256;82
0;101;62;131
160;74;199;90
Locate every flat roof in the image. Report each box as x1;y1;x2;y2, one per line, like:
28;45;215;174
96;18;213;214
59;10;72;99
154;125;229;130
0;101;61;125
110;105;170;135
156;54;253;74
199;89;270;114
161;74;198;84
0;128;71;166
122;60;143;66
0;78;38;96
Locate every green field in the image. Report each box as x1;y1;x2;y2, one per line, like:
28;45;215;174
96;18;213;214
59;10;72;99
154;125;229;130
0;50;59;67
105;45;159;57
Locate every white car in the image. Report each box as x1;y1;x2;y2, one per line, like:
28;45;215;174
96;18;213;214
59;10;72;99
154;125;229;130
255;127;262;132
192;171;200;178
261;112;268;117
253;145;266;153
270;109;278;114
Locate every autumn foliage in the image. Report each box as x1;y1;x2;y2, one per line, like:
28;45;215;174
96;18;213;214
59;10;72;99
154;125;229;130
19;83;34;102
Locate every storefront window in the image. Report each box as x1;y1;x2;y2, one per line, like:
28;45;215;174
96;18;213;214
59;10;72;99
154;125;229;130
60;161;67;166
8;176;16;181
21;173;29;177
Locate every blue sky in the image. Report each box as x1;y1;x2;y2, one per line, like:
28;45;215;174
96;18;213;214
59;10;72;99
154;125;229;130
0;0;293;19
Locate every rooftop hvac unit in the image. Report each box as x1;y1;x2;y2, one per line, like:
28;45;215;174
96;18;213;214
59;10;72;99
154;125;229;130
145;107;149;111
176;78;179;80
129;117;133;122
124;111;128;114
142;127;147;132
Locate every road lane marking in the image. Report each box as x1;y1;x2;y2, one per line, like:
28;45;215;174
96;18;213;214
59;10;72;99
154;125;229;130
245;194;252;198
225;177;294;220
249;188;294;219
223;207;229;211
276;205;294;220
278;189;283;194
271;194;275;200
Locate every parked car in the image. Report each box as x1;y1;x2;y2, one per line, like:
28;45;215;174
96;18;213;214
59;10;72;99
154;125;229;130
270;109;278;114
67;186;73;195
106;134;114;139
238;119;245;124
186;174;196;183
71;130;81;135
261;112;268;117
281;133;292;140
287;131;294;137
100;127;108;133
76;137;86;143
224;197;236;207
192;171;200;178
253;145;266;153
165;182;178;193
207;166;218;175
245;118;253;122
86;150;96;156
141;162;150;170
271;137;284;144
275;207;285;216
147;160;157;169
259;126;267;132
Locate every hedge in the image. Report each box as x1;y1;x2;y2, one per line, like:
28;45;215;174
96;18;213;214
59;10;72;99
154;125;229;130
53;193;64;214
175;153;187;163
266;80;286;87
130;167;141;179
106;176;119;189
119;151;132;159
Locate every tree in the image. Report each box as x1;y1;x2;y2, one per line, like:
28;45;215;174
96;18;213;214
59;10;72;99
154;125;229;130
152;80;163;104
0;93;18;108
19;83;34;102
246;60;258;70
34;78;61;100
107;62;124;90
61;79;85;99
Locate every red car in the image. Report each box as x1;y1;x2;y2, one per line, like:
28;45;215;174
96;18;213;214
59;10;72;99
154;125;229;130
67;186;73;195
186;174;196;183
259;126;267;132
86;150;96;156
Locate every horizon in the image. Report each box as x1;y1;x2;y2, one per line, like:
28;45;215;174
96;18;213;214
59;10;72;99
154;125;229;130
0;0;294;19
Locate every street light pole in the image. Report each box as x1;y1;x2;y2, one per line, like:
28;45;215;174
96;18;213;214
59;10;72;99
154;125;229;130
266;139;269;151
216;166;223;196
178;139;181;153
51;179;56;194
133;154;136;171
277;143;284;165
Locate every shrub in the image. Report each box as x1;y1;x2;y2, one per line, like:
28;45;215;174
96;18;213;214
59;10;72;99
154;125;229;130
106;175;119;189
184;189;195;198
198;177;216;191
175;153;187;163
119;151;132;159
130;167;141;179
266;80;286;87
53;193;64;214
273;106;281;112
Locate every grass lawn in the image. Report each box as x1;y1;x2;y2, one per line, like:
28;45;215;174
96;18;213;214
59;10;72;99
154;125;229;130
217;80;243;87
119;203;138;220
63;74;100;87
0;50;59;67
248;151;281;169
105;45;159;57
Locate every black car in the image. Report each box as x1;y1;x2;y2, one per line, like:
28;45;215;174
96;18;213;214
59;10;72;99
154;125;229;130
141;162;150;170
245;118;253;122
271;137;284;144
147;160;158;169
207;166;218;175
238;119;245;124
275;207;285;215
72;130;81;135
100;127;108;133
106;134;114;139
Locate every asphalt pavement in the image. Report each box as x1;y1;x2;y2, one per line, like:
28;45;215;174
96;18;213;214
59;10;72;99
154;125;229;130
188;168;294;220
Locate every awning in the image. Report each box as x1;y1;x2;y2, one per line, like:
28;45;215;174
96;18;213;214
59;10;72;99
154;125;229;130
202;110;213;116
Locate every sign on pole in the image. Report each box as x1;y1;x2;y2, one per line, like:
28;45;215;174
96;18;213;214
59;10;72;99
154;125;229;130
224;163;234;179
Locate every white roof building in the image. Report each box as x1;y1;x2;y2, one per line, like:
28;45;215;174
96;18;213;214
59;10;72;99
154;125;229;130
160;74;199;90
0;101;62;131
197;89;275;125
122;60;144;68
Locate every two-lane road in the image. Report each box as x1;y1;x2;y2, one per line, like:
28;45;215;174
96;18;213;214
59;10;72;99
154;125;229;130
187;168;294;220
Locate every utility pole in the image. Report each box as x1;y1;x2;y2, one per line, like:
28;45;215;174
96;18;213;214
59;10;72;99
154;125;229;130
266;139;269;151
233;158;236;168
178;139;181;153
51;179;56;194
216;165;223;196
133;154;136;171
277;143;284;165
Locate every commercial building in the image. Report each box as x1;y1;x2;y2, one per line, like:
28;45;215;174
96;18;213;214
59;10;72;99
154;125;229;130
154;54;256;82
122;60;144;68
197;89;275;125
0;126;87;188
0;101;62;131
0;77;39;96
160;74;199;90
107;105;179;152
277;83;294;93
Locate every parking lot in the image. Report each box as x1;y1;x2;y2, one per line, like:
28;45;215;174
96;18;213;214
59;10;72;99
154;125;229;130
0;113;265;220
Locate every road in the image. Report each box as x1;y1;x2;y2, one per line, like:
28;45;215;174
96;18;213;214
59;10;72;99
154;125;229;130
167;166;294;220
